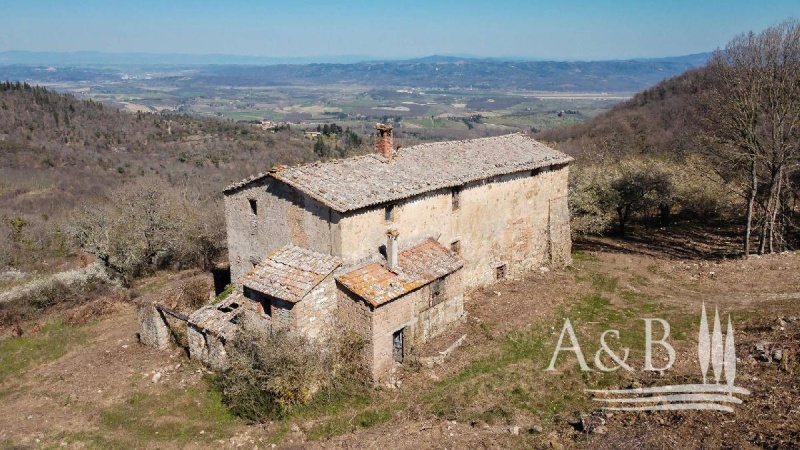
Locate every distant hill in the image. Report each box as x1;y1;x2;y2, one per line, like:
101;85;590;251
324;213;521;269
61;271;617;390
0;51;374;66
158;53;713;92
0;52;711;92
537;66;712;160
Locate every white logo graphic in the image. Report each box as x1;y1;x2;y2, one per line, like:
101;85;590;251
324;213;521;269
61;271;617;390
548;303;750;412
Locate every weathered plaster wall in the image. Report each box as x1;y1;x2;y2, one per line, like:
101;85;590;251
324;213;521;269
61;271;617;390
338;165;570;289
225;178;339;283
548;195;572;267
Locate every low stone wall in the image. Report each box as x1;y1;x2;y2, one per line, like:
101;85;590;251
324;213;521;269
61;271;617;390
187;324;229;371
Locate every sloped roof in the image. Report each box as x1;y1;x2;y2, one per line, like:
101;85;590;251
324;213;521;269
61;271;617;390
336;238;463;307
224;133;572;212
242;245;341;302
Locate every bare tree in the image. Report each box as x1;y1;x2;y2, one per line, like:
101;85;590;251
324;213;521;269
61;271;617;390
71;178;225;284
704;20;800;256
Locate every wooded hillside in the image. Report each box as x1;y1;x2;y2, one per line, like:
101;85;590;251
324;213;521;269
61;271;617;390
0;82;316;272
538;22;800;255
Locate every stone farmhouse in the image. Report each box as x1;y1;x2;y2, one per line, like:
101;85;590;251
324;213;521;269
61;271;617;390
138;125;573;381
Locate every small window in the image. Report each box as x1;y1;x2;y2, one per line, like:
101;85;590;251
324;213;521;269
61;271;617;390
496;264;507;280
248;198;258;216
431;279;443;297
393;328;404;363
385;204;395;222
450;240;461;255
430;278;445;307
451;188;461;211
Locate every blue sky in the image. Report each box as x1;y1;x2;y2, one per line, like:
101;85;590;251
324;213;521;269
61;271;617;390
0;0;798;60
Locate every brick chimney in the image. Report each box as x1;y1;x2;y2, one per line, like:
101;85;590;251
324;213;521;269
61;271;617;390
386;228;399;272
375;123;394;158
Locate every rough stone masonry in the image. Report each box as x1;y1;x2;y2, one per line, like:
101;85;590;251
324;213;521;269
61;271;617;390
139;124;573;381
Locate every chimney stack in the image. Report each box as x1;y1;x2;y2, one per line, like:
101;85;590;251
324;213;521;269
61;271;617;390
386;228;399;272
375;123;394;158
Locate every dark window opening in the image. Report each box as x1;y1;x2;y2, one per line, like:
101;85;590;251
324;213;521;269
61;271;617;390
430;278;445;307
243;286;272;318
385;204;395;222
392;328;405;363
450;240;461;255
432;279;443;297
248;198;258;216
496;264;507;280
451;188;461;211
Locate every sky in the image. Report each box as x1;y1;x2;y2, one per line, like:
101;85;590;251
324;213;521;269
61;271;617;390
0;0;798;60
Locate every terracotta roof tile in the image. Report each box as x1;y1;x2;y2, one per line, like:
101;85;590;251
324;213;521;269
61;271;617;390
225;134;572;211
242;245;341;302
336;238;463;307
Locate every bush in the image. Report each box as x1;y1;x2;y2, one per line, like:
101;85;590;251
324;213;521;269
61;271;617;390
71;178;225;283
218;323;367;421
569;156;738;235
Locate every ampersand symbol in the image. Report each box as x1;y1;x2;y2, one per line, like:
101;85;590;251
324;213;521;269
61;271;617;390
594;329;633;372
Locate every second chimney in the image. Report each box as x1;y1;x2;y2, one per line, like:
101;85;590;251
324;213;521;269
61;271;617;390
375;123;394;158
386;228;399;272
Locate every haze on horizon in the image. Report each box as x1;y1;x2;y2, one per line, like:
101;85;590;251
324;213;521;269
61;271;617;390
1;0;798;62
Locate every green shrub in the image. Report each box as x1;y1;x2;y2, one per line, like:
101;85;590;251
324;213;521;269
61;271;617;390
218;323;367;422
569;156;738;235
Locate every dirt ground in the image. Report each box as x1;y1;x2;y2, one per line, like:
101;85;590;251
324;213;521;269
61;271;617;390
1;234;799;449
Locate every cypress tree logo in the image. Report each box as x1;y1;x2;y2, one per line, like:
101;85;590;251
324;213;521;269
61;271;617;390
547;303;750;412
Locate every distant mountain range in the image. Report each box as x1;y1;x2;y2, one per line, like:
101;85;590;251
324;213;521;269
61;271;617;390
0;50;711;67
0;51;377;65
0;51;712;92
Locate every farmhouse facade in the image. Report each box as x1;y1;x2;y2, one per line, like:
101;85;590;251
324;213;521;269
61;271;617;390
140;126;573;381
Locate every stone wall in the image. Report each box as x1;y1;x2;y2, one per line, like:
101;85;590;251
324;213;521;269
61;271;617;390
293;275;338;340
136;303;171;350
270;298;293;331
187;324;229;371
225;178;340;283
336;288;374;370
549;195;572;267
416;272;465;343
338;165;571;289
366;271;464;380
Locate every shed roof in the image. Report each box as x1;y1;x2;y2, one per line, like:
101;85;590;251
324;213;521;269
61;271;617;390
336;238;463;307
242;245;342;302
224;133;572;212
